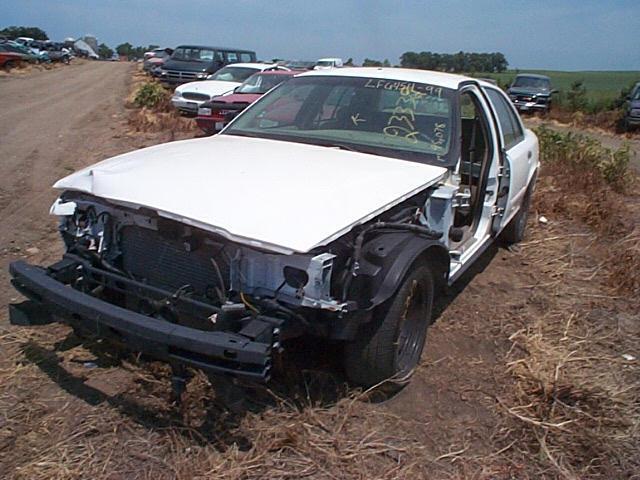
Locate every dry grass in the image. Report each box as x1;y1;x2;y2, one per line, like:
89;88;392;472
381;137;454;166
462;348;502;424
499;225;640;479
126;66;197;134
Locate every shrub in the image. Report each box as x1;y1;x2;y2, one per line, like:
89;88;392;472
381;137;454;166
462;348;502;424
565;80;588;112
133;81;168;109
534;126;631;192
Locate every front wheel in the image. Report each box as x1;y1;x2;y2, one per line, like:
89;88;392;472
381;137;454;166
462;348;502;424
344;264;434;388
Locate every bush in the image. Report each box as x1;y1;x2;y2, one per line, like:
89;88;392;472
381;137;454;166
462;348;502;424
535;125;630;192
565;80;588;112
133;81;168;109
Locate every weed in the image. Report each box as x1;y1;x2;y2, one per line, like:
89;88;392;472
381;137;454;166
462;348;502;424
133;81;169;110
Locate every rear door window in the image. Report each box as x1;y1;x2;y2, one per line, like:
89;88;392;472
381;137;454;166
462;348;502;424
484;88;524;149
225;51;239;63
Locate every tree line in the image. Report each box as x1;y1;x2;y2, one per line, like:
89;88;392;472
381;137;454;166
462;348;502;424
0;26;48;40
399;51;508;73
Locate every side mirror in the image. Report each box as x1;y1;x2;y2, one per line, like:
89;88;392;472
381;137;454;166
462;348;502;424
626;95;631;101
551;89;559;94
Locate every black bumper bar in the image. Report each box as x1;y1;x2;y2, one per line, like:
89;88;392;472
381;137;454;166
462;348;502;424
9;260;279;381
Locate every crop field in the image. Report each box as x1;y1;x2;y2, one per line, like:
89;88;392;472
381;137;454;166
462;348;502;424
479;69;640;102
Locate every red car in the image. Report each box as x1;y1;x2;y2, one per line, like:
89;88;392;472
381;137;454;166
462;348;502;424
195;70;296;135
0;48;24;70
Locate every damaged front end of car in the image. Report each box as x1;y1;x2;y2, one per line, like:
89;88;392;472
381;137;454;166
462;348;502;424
10;184;448;392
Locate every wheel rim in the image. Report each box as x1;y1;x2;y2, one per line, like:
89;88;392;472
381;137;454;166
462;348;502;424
396;279;429;374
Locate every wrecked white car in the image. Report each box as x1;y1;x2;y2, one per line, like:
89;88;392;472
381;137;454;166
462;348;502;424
10;68;538;396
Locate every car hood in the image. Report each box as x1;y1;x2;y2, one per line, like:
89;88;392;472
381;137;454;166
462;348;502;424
508;87;550;96
176;80;240;97
53;136;447;254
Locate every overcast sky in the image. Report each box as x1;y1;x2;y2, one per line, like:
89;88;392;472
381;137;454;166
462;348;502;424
4;0;639;70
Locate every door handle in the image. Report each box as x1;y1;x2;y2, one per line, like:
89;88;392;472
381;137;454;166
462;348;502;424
527;151;532;159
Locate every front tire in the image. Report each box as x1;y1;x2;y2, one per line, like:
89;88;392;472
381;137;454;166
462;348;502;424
344;264;434;388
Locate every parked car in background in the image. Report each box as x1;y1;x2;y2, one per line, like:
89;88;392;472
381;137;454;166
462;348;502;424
44;42;72;63
313;57;343;70
0;41;39;63
0;47;24;70
171;63;289;114
143;48;173;74
623;82;640;131
9;68;539;397
160;45;257;85
284;60;315;70
507;74;556;113
196;70;297;134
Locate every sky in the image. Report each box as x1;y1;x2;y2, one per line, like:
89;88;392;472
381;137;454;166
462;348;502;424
3;0;639;71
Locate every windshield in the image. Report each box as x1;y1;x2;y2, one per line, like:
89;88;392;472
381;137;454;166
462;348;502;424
208;66;260;82
513;76;550;90
224;75;456;165
171;47;218;62
633;88;640;101
237;73;292;94
316;61;333;67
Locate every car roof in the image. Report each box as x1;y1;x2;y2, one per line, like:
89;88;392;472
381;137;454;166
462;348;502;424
174;45;255;52
298;67;474;90
515;73;551;80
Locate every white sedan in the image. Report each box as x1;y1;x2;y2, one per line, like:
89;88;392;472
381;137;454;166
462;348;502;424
171;63;289;114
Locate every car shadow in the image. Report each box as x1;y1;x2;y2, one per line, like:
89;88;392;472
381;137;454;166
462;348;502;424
19;243;501;449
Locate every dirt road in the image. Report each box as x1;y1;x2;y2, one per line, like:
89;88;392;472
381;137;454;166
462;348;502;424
0;65;637;479
0;61;135;260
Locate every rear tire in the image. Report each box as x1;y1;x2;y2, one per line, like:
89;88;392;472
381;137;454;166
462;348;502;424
344;264;434;388
501;178;535;244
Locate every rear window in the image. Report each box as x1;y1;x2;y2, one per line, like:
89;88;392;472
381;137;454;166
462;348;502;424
208;66;260;82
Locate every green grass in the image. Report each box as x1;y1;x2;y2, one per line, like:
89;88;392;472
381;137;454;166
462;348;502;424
476;70;640;104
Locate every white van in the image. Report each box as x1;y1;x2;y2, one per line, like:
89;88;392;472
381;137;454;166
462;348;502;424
313;58;343;70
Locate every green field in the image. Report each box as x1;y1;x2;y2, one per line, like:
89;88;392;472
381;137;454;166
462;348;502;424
476;70;640;105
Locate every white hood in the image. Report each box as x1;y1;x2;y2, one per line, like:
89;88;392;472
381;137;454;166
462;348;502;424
176;80;240;98
54;136;447;253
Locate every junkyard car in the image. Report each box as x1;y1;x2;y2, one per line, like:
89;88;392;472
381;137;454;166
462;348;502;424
196;70;297;134
0;47;23;70
10;68;538;395
171;63;289;115
623;82;640;131
160;45;257;85
143;48;173;73
507;74;555;113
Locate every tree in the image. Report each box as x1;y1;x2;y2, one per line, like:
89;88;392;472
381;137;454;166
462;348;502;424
399;50;509;73
98;43;113;59
382;59;391;67
362;58;383;67
0;25;48;40
116;42;133;57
